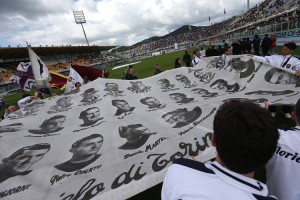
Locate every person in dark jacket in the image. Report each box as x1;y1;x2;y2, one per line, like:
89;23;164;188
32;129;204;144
261;34;272;56
174;58;181;68
182;50;192;67
252;34;261;56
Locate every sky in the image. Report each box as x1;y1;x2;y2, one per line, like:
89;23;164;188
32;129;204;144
0;0;264;47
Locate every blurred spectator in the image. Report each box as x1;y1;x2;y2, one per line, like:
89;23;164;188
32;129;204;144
183;50;192;67
174;58;182;68
192;50;201;66
270;33;277;55
261;34;272;56
154;63;163;75
252;34;261;56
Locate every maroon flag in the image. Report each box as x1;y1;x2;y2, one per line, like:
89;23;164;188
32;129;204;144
71;64;109;81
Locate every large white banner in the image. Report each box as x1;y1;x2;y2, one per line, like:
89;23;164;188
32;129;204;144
0;55;300;200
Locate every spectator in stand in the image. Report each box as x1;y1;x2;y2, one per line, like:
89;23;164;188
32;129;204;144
127;65;138;80
183;50;192;67
250;42;300;118
252;34;261;56
174;58;182;68
210;46;219;56
261;34;272;56
154;63;163;75
265;98;300;200
270;33;277;55
192;50;201;66
161;100;279;200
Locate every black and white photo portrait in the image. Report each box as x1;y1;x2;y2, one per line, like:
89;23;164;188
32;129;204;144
0;123;23;133
206;56;225;69
157;79;176;91
28;115;66;135
55;134;103;172
0;143;50;183
104;83;124;97
118;124;157;150
231;58;255;78
264;68;300;86
48;96;73;113
191;88;218;98
127;81;151;93
169;93;194;104
140;97;166;109
80;88;101;105
23;101;46;114
194;70;215;83
210;79;240;93
175;75;197;88
79;107;103;127
112;99;135;117
222;98;268;104
162;106;202;128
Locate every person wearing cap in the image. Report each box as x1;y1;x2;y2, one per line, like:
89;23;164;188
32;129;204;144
250;42;300;118
265;98;300;200
118;124;156;150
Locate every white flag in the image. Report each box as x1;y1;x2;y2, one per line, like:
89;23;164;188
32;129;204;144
65;67;84;93
28;47;50;88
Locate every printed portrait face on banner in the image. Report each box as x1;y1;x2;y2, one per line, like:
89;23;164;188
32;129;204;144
0;143;50;183
55;134;103;172
28;115;66;135
191;88;218;98
264;68;299;86
105;83;119;92
56;96;72;107
207;56;225;69
0;123;23;133
169;93;194;104
24;101;46;112
210;79;240;93
194;70;215;83
79;107;103;127
162;106;202;128
231;58;255;78
118;124;157;150
140;97;161;108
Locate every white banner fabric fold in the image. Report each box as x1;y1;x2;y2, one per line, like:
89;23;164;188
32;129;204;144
0;55;300;200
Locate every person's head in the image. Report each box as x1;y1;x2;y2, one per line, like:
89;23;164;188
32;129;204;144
70;134;103;157
2;143;50;173
112;100;130;110
175;58;181;64
193;50;200;57
264;68;295;84
83;76;89;83
254;34;259;39
264;34;268;37
169;93;186;102
158;79;170;87
119;124;149;143
105;83;118;91
79;107;101;123
155;63;161;70
213;100;279;174
39;115;66;132
75;82;82;89
210;79;228;90
224;46;233;55
140;97;160;107
175;75;189;84
6;105;17;114
24;101;45;111
162;108;189;125
282;42;297;55
0;123;23;133
56;96;72;106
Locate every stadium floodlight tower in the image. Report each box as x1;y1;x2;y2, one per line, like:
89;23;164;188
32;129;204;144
73;10;89;46
247;0;250;11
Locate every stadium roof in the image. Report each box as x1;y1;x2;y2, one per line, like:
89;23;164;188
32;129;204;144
0;46;115;60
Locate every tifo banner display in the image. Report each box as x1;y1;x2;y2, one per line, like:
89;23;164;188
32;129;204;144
1;55;300;200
